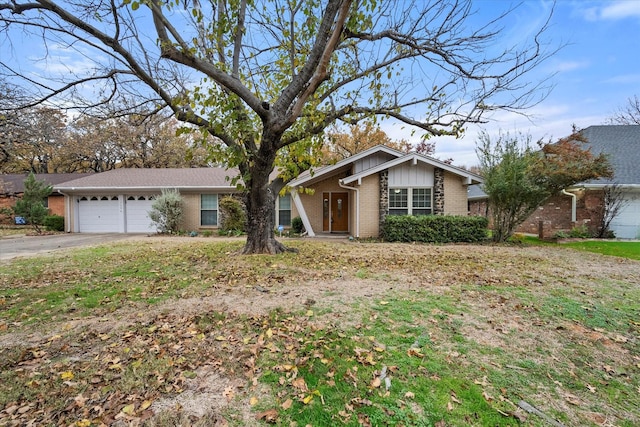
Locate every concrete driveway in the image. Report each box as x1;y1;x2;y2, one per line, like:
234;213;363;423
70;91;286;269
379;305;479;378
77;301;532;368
0;234;142;261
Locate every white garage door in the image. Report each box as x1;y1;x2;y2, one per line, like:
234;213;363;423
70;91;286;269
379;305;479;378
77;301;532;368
78;196;120;233
125;196;158;233
610;192;640;239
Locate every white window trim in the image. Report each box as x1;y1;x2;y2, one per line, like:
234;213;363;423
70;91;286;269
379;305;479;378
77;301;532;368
200;194;219;227
389;187;433;215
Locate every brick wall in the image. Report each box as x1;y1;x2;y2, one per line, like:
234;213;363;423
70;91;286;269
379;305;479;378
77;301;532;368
48;195;65;217
358;173;379;238
443;172;469;215
469;189;605;238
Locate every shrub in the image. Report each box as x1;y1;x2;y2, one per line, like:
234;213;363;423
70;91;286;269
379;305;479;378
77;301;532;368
291;216;304;234
219;196;246;233
381;215;488;243
44;215;64;231
149;189;184;234
13;173;52;234
568;224;591;238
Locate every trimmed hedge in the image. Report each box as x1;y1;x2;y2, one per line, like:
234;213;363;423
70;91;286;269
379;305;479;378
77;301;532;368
381;215;488;243
44;215;65;232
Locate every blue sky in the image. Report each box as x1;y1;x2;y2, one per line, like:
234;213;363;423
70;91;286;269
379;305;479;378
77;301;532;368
410;0;640;167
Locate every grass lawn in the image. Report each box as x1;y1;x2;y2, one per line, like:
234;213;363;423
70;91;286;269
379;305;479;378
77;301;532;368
0;237;638;426
560;240;640;261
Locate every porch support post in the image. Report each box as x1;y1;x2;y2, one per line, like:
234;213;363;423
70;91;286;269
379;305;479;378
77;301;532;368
291;191;315;237
379;169;389;230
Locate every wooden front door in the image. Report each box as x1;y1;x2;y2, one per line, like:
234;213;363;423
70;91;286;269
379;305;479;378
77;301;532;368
323;192;349;233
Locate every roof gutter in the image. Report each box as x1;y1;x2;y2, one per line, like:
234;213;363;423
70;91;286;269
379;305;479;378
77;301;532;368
54;185;238;192
338;180;360;238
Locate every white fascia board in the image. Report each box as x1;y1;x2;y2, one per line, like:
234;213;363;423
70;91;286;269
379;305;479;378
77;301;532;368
568;184;640;190
289;145;404;187
54;185;238;192
341;154;483;185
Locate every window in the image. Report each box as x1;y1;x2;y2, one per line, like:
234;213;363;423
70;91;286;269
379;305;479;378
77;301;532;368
201;194;218;226
278;194;291;226
412;188;432;215
389;188;408;215
389;188;432;216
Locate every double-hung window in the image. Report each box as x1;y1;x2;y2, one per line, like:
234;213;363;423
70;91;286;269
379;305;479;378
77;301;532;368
201;194;218;226
389;188;432;216
389;188;409;215
278;194;291;226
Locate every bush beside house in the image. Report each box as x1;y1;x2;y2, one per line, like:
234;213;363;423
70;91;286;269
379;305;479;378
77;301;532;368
381;215;488;243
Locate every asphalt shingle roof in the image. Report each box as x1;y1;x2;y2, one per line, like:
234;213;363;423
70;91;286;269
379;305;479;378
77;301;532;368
54;168;240;191
1;173;93;195
579;125;640;185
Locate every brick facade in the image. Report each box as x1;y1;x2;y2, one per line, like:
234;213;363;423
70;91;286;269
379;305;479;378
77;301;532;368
469;189;606;238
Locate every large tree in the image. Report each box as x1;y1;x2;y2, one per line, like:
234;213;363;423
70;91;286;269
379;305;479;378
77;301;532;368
477;129;613;242
607;95;640;125
1;0;557;253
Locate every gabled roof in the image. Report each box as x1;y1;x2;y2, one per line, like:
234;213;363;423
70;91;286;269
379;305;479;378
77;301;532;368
54;168;239;192
576;125;640;186
1;173;93;195
340;152;483;186
289;145;405;187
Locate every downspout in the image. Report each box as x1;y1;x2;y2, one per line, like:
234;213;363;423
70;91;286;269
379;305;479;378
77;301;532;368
339;180;359;238
56;190;72;233
562;189;576;223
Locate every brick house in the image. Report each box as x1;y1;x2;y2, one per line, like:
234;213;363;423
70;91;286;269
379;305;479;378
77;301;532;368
468;125;640;239
0;173;92;223
53;146;482;236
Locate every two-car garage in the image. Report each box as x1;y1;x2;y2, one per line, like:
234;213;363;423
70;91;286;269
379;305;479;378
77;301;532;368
77;195;157;233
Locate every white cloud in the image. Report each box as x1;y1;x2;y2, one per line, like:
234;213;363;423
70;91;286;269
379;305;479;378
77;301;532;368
603;73;640;84
29;43;104;77
578;1;640;21
553;60;590;72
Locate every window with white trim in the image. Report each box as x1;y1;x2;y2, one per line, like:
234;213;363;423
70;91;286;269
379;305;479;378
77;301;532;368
201;194;218;226
278;194;291;226
389;188;432;216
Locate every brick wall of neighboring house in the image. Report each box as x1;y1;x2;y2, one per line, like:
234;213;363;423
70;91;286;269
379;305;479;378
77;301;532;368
47;195;65;217
468;199;489;218
0;196;18;223
443;172;469;215
517;190;604;236
469;190;605;238
358;173;380;238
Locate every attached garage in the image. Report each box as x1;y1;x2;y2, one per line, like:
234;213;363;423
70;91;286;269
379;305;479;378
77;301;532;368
124;195;158;233
610;191;640;239
78;196;121;233
76;195;158;233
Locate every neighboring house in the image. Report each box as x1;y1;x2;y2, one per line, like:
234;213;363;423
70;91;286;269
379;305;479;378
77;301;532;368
53;168;266;233
0;173;92;221
53;146;482;236
288;145;482;238
469;125;640;239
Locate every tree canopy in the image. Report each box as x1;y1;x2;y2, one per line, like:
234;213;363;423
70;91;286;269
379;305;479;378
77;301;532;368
1;0;558;253
477;129;613;242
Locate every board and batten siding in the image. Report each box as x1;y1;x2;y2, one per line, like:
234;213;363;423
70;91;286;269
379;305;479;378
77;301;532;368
353;153;397;174
388;163;435;187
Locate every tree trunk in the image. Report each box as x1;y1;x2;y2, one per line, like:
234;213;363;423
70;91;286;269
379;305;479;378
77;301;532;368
242;144;294;255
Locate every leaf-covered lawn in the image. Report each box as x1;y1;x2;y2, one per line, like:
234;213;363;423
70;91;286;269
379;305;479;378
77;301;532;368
0;237;638;426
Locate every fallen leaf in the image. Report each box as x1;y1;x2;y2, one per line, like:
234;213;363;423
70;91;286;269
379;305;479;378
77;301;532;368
60;371;74;380
370;377;381;388
250;396;259;406
255;408;278;423
121;403;135;415
302;394;314;404
404;391;415;399
281;398;293;410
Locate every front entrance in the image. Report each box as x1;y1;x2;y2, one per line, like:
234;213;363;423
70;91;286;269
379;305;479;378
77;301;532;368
322;192;349;233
